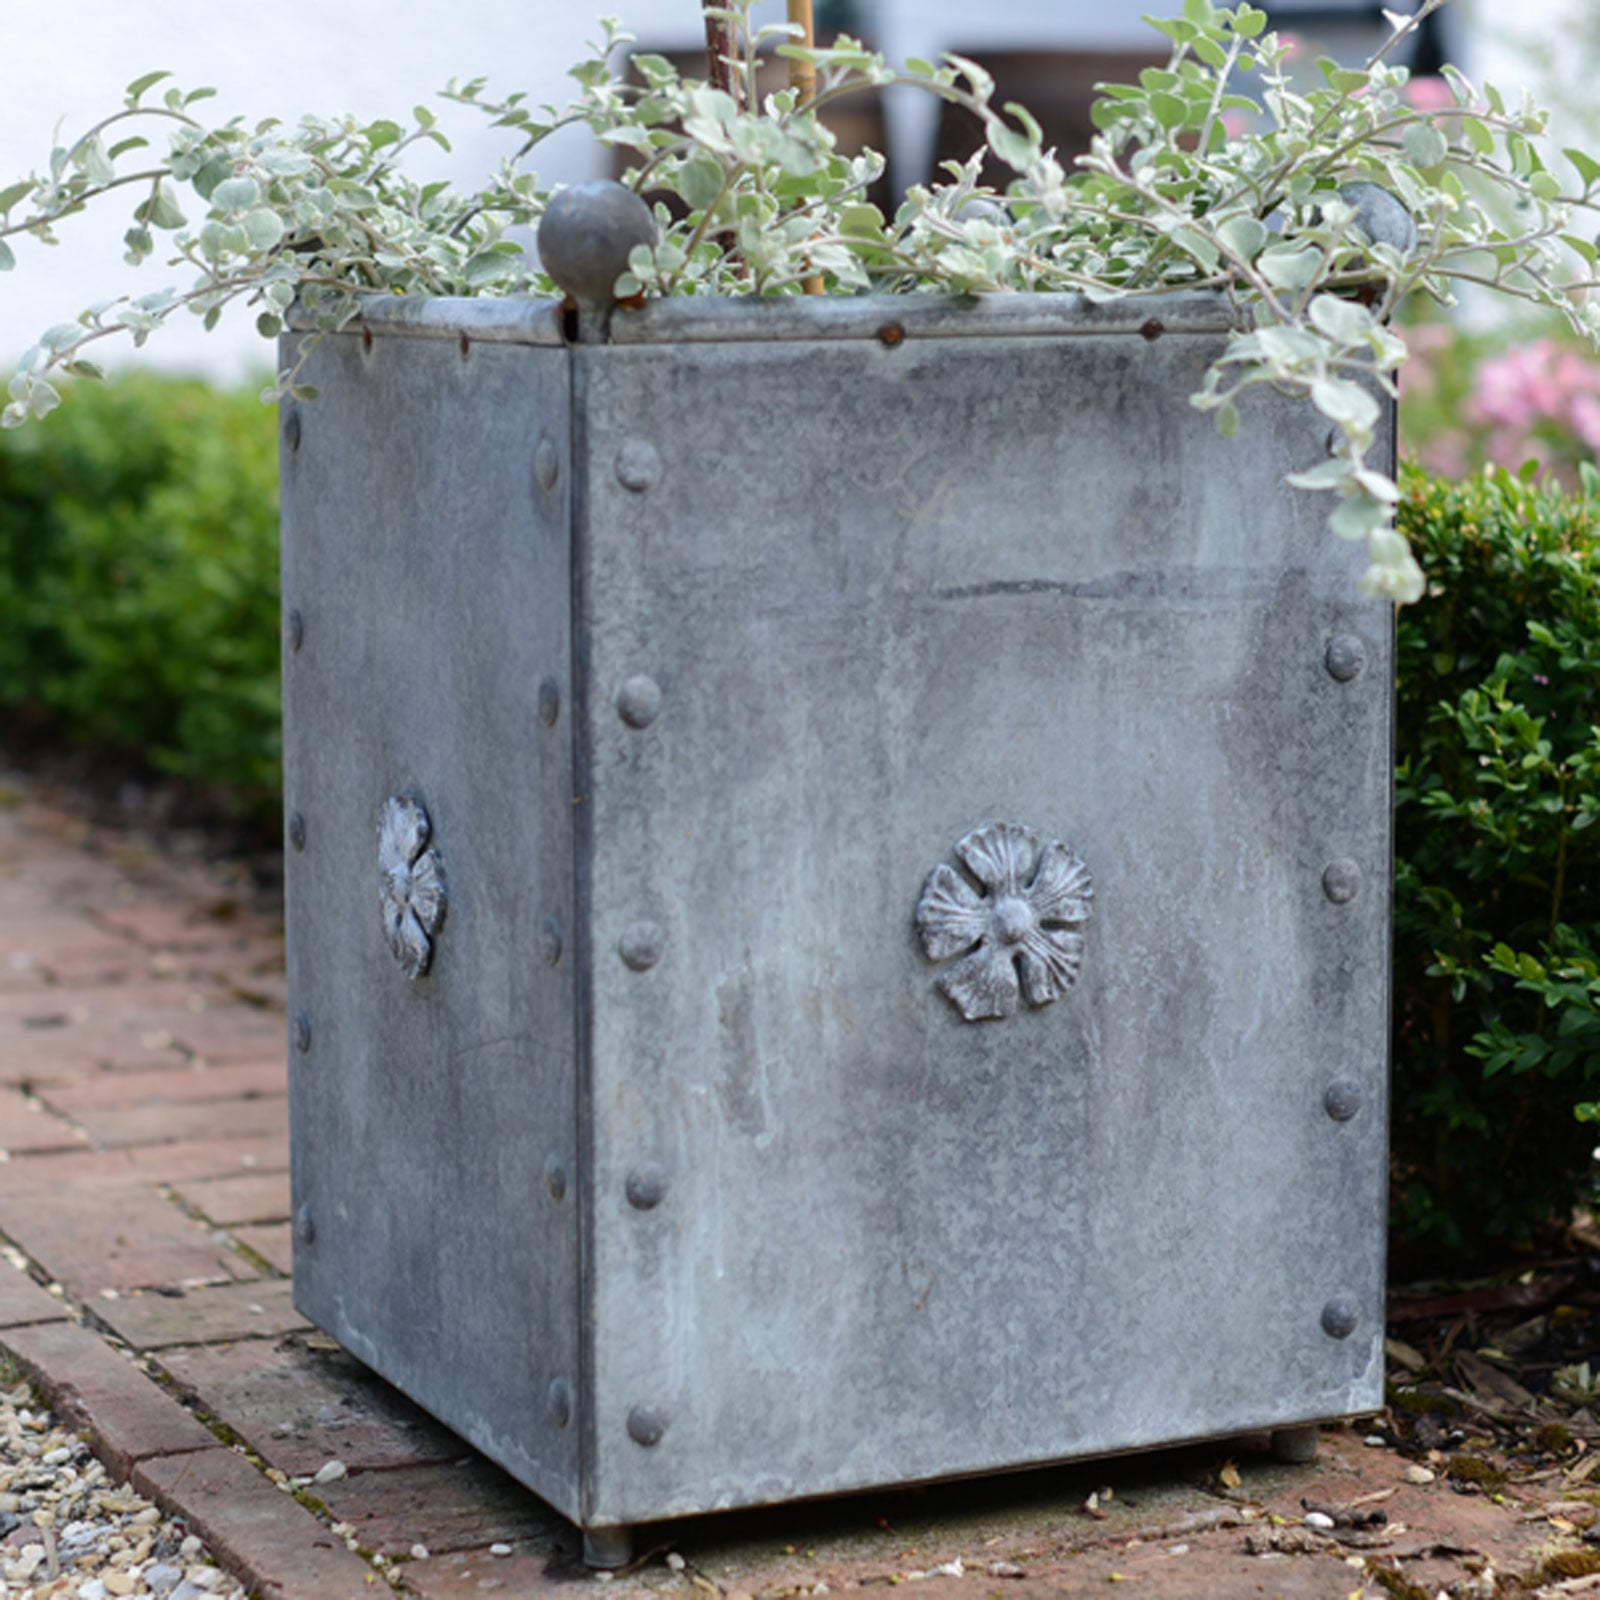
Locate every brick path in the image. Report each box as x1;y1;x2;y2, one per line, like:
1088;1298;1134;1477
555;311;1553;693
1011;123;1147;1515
0;777;1579;1599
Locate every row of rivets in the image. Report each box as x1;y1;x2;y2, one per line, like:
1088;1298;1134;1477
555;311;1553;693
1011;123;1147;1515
1322;632;1369;1342
617;439;671;1450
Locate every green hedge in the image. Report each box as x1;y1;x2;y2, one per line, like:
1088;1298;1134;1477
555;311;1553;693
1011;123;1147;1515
1392;462;1600;1257
0;373;281;828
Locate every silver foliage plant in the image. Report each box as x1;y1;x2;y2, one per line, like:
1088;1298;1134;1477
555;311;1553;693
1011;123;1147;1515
6;0;1600;602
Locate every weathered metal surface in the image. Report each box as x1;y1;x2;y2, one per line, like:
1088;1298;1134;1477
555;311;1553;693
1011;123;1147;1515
281;292;1393;1539
573;313;1391;1528
280;329;581;1519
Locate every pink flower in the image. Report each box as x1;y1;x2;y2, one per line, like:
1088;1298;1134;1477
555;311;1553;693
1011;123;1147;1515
1403;76;1457;113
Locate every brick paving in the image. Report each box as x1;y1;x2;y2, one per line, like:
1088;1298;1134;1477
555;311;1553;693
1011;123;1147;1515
0;773;1585;1599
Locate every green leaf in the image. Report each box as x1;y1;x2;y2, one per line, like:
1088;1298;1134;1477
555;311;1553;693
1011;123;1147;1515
242;208;285;250
1232;5;1268;38
839;203;885;237
1318;59;1370;95
1567;145;1600;188
1330;494;1388;540
148;181;186;230
987;120;1037;170
1462;116;1496;157
28;379;61;418
1257;241;1323;290
80;138;115;187
1286;456;1354;491
1150;91;1191;131
678;157;725;213
1403;121;1448;170
0;181;33;215
0;240;13;272
1217;215;1267;261
1308;293;1375;344
212;176;262;212
39;323;81;354
124;70;172;104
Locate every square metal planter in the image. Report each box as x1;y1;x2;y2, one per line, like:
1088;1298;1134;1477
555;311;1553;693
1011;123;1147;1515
280;290;1392;1558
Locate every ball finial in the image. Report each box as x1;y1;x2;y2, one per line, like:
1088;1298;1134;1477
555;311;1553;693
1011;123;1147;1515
1337;182;1417;254
537;181;658;308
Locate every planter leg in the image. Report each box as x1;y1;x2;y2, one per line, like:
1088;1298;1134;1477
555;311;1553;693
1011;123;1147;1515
583;1525;635;1570
1269;1424;1320;1464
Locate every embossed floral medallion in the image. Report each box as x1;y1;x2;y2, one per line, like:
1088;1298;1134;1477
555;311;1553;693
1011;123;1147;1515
378;793;448;980
916;822;1093;1021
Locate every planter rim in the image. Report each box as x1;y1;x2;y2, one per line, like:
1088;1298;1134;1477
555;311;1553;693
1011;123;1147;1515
293;288;1243;349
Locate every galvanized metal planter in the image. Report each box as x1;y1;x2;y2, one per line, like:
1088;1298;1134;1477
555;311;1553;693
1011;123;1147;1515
280;288;1392;1562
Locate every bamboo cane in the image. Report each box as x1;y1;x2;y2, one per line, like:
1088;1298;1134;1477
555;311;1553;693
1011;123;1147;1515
788;0;826;295
703;4;741;105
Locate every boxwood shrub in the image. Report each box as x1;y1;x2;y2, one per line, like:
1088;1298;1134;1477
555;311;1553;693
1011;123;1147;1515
0;372;281;830
1393;461;1600;1258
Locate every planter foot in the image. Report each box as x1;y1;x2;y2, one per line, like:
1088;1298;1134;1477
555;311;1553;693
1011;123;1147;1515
1269;1424;1320;1464
583;1526;635;1569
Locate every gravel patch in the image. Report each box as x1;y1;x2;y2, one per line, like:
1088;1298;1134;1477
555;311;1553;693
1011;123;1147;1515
0;1374;245;1600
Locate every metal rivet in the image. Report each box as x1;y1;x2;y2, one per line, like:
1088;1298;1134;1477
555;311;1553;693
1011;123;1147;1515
538;677;561;728
535;438;561;492
544;1153;568;1202
283;407;301;455
1325;634;1367;683
540;915;563;969
619;921;664;972
615;439;661;493
292;1013;311;1054
1321;1299;1359;1340
616;675;662;730
286;609;304;653
626;1404;669;1447
548;1378;572;1430
1324;1081;1363;1122
625;1164;666;1211
1322;860;1362;904
295;1204;316;1246
287;811;306;853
